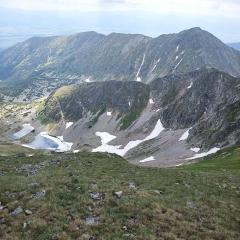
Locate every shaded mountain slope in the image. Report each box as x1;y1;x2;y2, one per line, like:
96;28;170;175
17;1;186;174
150;68;240;149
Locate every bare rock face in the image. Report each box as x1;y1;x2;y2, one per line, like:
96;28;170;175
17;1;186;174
150;69;240;149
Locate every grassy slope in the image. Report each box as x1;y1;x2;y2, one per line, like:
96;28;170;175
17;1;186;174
0;148;239;240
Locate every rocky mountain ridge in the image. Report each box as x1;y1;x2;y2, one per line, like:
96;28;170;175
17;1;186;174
6;68;235;166
1;27;240;101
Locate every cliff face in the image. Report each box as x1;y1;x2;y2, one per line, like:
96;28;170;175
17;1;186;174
150;69;240;148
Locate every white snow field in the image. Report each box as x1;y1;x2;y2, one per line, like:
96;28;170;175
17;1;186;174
187;82;193;89
66;122;73;129
13;124;34;139
190;147;200;153
178;128;192;141
93;119;165;157
139;156;155;163
23;132;73;152
188;147;220;160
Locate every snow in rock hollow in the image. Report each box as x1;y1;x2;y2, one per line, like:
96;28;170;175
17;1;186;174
57;136;64;141
95;132;116;144
149;98;154;104
85;78;91;83
187;82;193;89
92;119;165;157
190;147;200;153
136;53;145;81
106;112;112;116
174;58;183;70
188;147;220;160
23;132;73;152
151;58;160;72
13;124;34;139
178;128;192;141
139;156;155;163
66;122;73;129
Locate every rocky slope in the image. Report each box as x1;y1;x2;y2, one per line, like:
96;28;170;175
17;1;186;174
1;28;240;101
4;68;236;167
150;68;240;149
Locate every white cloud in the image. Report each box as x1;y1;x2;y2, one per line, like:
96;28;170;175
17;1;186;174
0;0;240;18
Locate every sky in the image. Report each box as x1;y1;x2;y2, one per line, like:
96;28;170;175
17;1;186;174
0;0;240;48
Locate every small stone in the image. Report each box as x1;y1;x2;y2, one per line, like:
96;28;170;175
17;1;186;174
25;209;32;215
32;190;46;199
85;216;99;225
153;190;164;194
0;202;4;210
122;225;127;231
122;233;135;239
90;192;103;201
81;233;91;240
128;182;136;189
10;206;23;216
114;191;123;198
0;217;6;224
186;201;197;209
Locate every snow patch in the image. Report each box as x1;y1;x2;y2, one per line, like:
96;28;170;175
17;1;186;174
174;58;183;70
85;78;91;83
151;58;160;72
176;45;179;52
95;132;116;144
13;124;34;139
139;156;155;163
190;147;200;153
179;128;192;141
23;132;73;152
187;82;193;89
107;112;112;116
93;119;165;157
136;53;145;81
73;150;80;153
149;98;154;104
175;163;183;167
57;136;64;141
188;147;220;160
66;122;73;129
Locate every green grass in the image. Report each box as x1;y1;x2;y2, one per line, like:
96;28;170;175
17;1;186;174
184;146;240;170
0;147;240;239
0;143;43;156
120;92;149;130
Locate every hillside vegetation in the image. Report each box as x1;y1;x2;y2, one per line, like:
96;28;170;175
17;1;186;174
0;147;239;239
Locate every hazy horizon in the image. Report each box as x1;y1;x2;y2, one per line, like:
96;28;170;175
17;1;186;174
1;0;240;49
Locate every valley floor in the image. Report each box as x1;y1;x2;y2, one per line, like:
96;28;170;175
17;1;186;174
0;147;240;239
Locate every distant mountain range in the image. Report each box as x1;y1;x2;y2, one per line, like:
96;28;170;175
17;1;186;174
0;27;239;166
0;27;240;101
228;42;240;51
